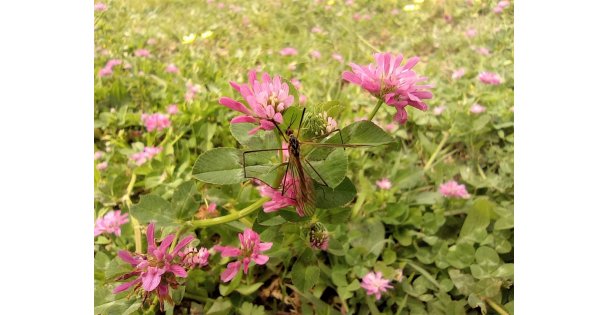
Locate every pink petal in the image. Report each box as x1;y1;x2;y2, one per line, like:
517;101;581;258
221;261;241;282
213;245;241;257
231;115;257;124
146;223;156;254
258;242;273;251
117;250;139;266
113;279;140;293
170;235;195;257
219;97;252;115
141;267;165;291
253;254;269;265
168;264;188;277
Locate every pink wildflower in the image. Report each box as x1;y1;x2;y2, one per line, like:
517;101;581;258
195;202;218;219
332;53;344;63
342;52;433;124
219;70;294;135
476;47;491;56
130;146;162;166
493;0;509;13
113;223;195;310
452;68;466;79
146;38;157;45
311;26;323;34
309;223;329;251
213;228;272;282
185;82;201;102
94;151;104;160
465;28;477;38
353;13;362;21
376;178;392;190
385;122;397;133
134;49;150;58
390;9;400;15
470;103;486;114
94;2;107;11
433;105;446;115
141;113;171;132
98;59;121;77
299;94;308;104
94;210;129;237
290;78;302;90
96;161;108;171
325;115;337;133
310;50;322;59
280;47;298;56
444;14;453;23
165;64;179;73
258;180;297;213
167;104;179;115
345;0;355;6
361;271;393;300
478;72;502;85
439;180;470;198
178;246;210;268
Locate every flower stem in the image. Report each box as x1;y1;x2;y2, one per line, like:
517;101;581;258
273;129;284;188
365;296;382;315
192;197;270;228
423;131;450;172
484;297;510;315
367;98;384;121
122;171;142;254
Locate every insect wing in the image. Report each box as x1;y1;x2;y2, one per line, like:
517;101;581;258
287;154;316;217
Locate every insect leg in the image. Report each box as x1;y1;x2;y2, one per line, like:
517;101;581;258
303;158;330;187
243;148;287;180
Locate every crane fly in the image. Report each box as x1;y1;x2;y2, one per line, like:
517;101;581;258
242;107;367;217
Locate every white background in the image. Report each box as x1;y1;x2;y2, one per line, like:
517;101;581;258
0;0;607;314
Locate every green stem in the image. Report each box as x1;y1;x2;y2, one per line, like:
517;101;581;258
192;197;269;228
169;225;187;252
484;297;510;315
273;129;285;188
184;292;206;304
122;171;142;254
405;260;442;290
366;296;382;315
423;131;450;172
367;98;384;121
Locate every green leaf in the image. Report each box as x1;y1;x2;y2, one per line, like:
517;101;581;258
316;207;351;224
192;148;245;185
256;210;287;226
230;123;279;149
219;269;243;296
292;250;320;291
305;148;347;188
325;120;394;146
314;177;356;209
287;285;341;315
236;282;264;295
130;194;177;227
415;191;442;205
207;297;232;315
458;198;493;244
239;302;266;315
350;219;385;258
448;269;475;296
475;246;500;268
172;180;199;220
445;243;476;269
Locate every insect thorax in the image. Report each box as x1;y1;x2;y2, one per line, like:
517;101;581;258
288;135;300;157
